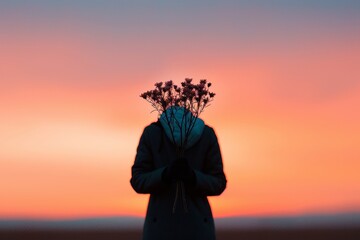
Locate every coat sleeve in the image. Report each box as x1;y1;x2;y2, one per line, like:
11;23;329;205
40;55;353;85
193;127;227;196
130;127;167;194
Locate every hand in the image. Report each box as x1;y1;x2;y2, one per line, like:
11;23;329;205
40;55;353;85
162;157;196;185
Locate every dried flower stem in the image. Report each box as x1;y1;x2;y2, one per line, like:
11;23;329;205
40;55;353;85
140;78;215;155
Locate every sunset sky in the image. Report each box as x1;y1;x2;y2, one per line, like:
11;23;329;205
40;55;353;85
1;1;360;219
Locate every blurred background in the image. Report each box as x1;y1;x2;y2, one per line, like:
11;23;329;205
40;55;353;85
1;0;359;239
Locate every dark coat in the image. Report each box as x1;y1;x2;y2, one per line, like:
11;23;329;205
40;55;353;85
130;121;227;240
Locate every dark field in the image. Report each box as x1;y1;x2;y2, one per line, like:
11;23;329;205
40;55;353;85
1;228;360;240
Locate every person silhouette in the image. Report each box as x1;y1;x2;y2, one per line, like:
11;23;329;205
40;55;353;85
130;107;227;240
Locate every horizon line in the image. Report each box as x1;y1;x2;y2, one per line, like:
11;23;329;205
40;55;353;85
1;209;360;221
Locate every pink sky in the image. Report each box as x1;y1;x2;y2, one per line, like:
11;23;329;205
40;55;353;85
1;1;360;219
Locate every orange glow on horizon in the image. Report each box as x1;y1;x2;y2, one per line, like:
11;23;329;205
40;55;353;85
1;79;359;218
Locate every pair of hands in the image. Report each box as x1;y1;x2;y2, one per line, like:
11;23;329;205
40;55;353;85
162;157;196;185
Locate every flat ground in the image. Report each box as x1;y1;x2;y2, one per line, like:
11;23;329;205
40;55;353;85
1;228;359;240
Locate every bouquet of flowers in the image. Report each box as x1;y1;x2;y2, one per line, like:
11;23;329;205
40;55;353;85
140;78;215;157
